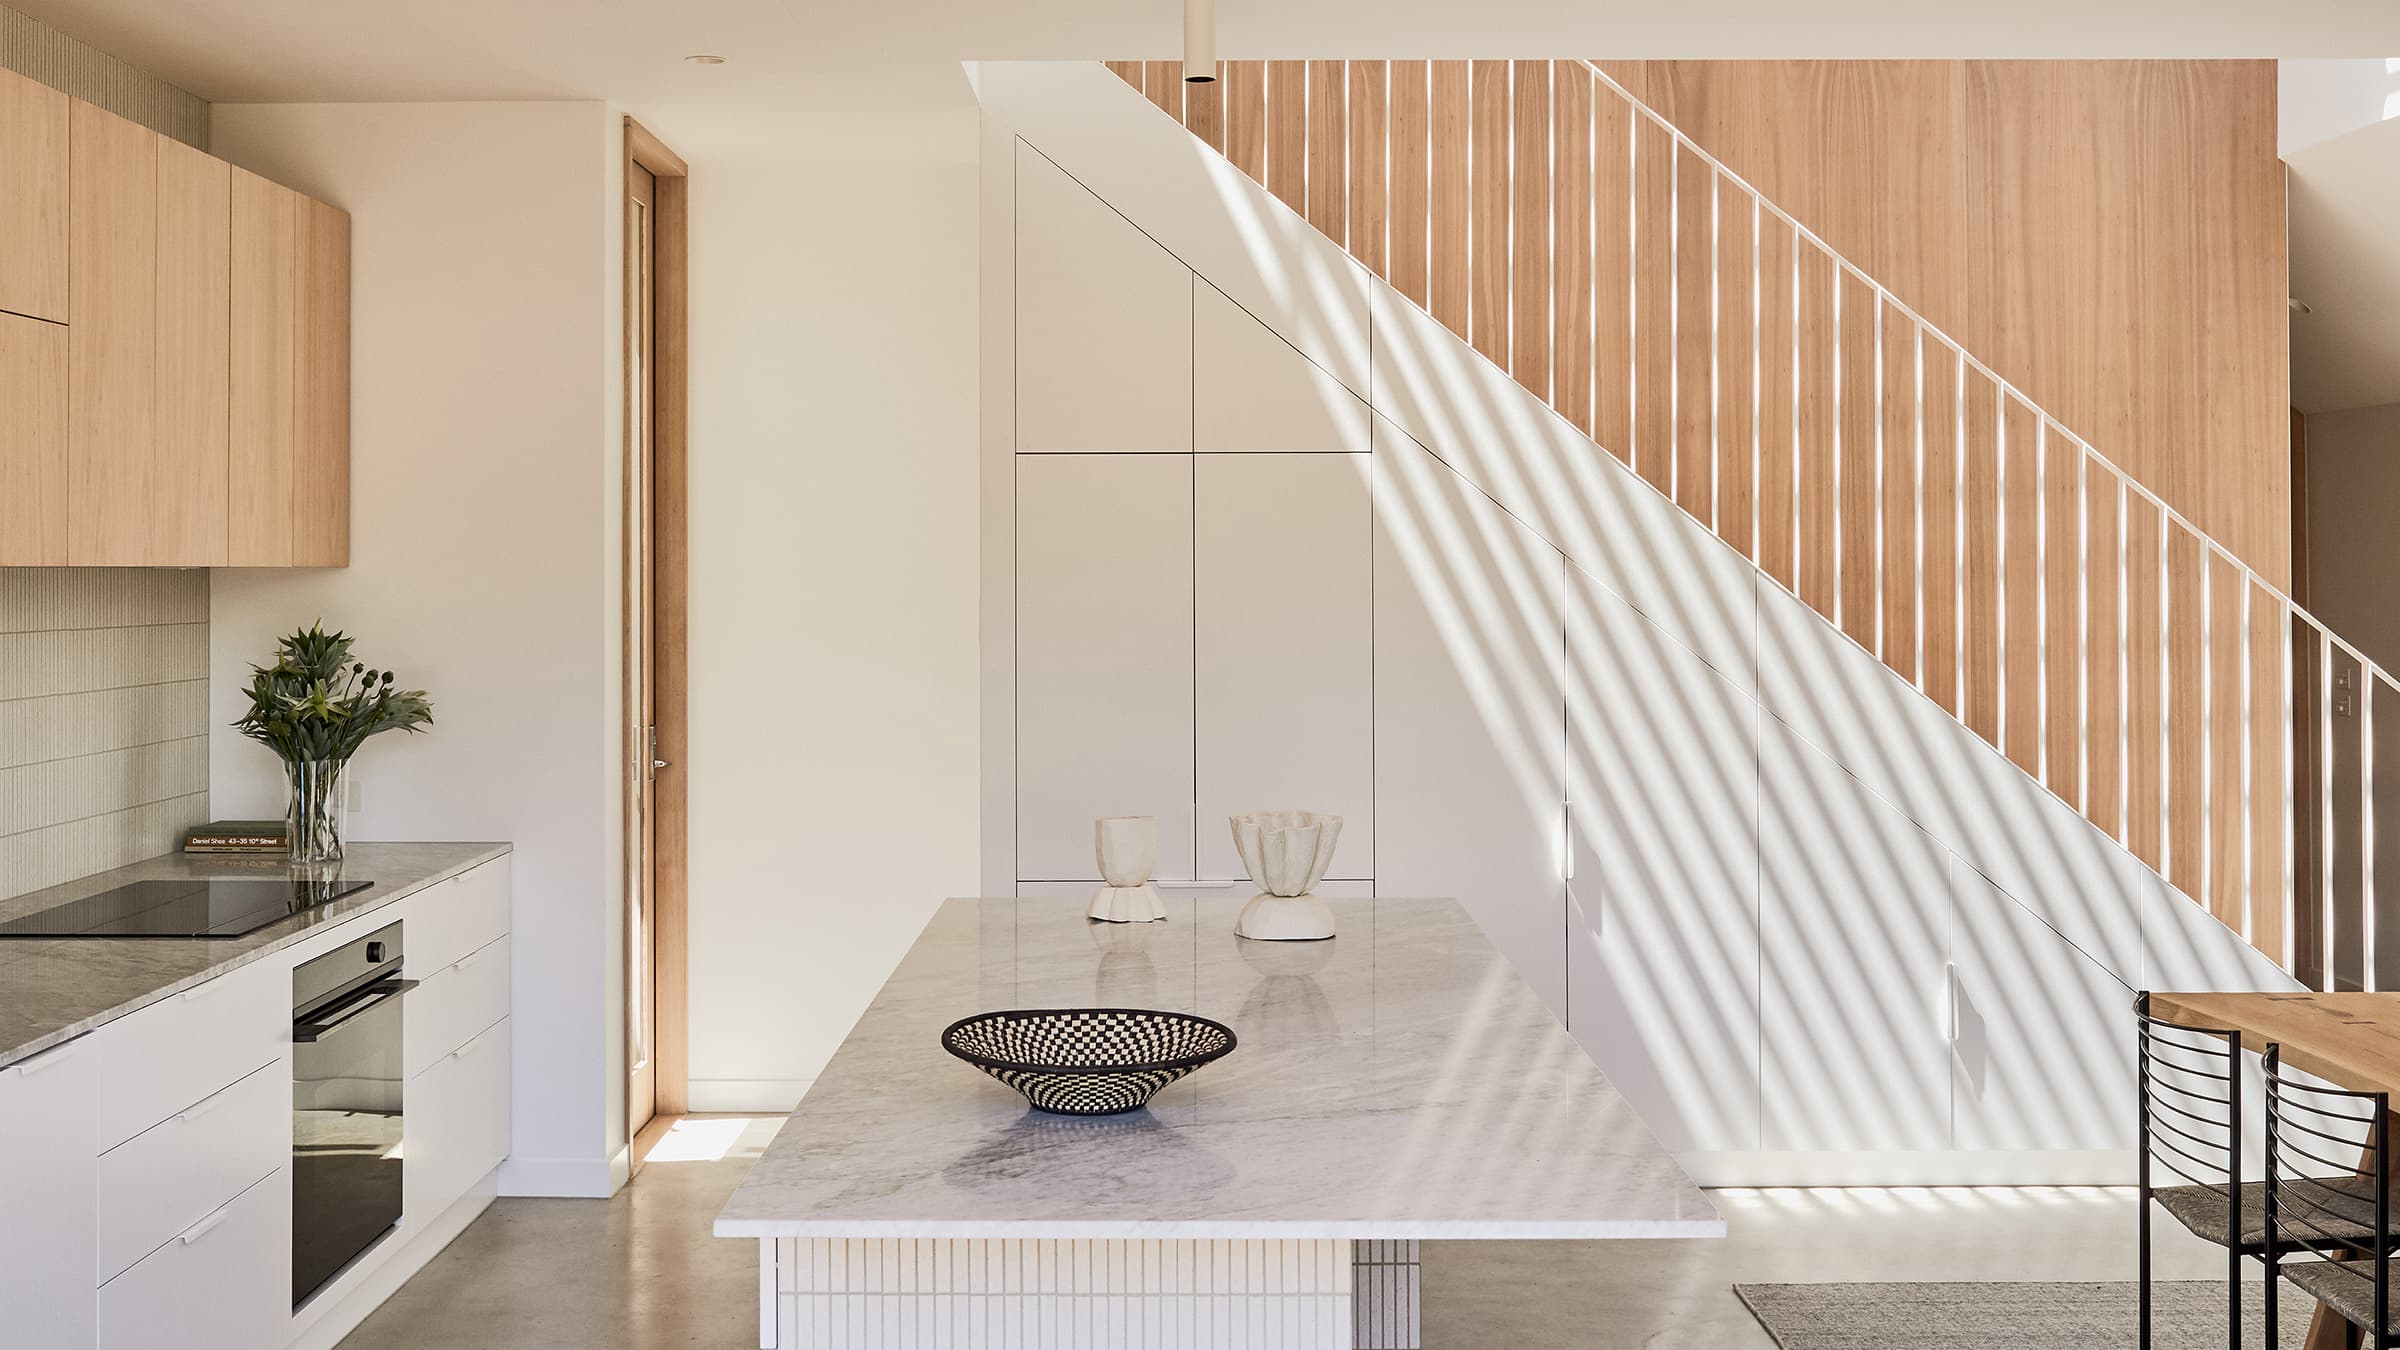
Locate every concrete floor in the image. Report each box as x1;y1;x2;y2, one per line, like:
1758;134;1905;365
342;1117;2229;1349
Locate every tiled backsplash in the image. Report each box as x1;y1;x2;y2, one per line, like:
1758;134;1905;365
0;570;210;900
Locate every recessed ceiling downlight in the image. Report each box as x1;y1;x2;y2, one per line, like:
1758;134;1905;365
685;54;727;65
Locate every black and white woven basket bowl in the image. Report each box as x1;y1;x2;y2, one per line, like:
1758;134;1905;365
940;1008;1238;1116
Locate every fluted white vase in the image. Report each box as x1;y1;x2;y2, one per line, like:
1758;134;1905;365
1229;810;1343;941
1088;816;1166;923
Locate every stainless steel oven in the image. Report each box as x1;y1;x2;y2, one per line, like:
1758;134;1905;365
291;920;413;1307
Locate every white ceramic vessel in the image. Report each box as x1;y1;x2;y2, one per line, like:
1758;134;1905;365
1229;810;1343;940
1088;816;1166;923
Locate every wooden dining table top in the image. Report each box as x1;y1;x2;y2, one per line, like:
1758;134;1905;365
2149;991;2400;1097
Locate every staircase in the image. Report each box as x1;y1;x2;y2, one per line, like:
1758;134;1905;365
1104;57;2377;994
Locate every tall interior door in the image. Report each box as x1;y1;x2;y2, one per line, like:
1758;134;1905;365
626;156;659;1141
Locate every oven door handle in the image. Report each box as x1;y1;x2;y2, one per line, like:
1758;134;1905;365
292;977;418;1044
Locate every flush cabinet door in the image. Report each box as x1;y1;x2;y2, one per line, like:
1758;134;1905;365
1948;866;2136;1152
0;67;68;322
405;1018;511;1230
0;310;67;563
1193;452;1375;881
97;1168;288;1350
0;1038;98;1347
230;171;351;567
1759;715;1953;1151
1565;561;1763;1154
69;105;231;565
67;101;158;564
1373;423;1570;1016
1016;453;1198;881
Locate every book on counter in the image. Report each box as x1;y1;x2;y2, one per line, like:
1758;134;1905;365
183;819;290;853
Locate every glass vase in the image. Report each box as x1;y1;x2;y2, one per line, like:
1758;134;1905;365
285;757;348;865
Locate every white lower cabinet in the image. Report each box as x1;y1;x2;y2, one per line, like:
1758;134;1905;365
0;853;514;1349
93;954;283;1152
404;934;510;1080
404;1018;511;1229
97;1058;286;1281
0;1038;97;1345
99;1167;289;1350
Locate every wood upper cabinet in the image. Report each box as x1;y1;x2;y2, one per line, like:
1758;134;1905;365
0;311;67;563
0;68;68;323
31;93;351;566
230;170;350;566
67;101;163;562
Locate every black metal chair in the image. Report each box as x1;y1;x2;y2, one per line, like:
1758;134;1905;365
2136;992;2394;1350
2264;1042;2396;1349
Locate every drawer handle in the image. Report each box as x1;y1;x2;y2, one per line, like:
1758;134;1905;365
177;1090;232;1125
180;1202;236;1246
10;1041;77;1076
452;1033;493;1061
452;945;497;974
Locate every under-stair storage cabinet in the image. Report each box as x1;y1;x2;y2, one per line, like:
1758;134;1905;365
0;66;69;323
1016;453;1199;880
1;87;348;566
1373;425;1570;1017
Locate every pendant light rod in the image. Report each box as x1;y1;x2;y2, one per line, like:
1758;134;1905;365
1183;0;1216;82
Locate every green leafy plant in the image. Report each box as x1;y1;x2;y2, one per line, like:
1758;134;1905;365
232;623;434;763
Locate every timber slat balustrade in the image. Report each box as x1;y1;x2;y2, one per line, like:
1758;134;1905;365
1105;59;2349;984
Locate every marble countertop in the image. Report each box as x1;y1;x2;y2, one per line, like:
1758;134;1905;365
0;841;510;1069
715;895;1722;1240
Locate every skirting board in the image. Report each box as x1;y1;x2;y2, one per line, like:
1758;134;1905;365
500;1152;626;1198
690;1077;814;1114
288;1168;499;1350
1680;1149;2138;1188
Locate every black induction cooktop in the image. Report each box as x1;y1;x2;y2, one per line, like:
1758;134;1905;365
0;878;375;939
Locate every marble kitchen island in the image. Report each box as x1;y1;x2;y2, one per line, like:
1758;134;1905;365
716;895;1720;1349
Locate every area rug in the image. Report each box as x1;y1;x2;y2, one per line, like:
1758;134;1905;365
1734;1280;2314;1350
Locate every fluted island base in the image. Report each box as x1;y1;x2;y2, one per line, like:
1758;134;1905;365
756;1237;1420;1348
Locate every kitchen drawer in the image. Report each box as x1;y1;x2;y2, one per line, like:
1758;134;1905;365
409;858;510;976
95;955;284;1152
97;1059;284;1283
98;1167;288;1350
0;1038;97;1345
404;1018;509;1228
404;934;510;1078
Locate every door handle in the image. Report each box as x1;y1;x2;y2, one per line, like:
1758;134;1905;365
180;1202;236;1246
653;758;671;770
294;978;418;1042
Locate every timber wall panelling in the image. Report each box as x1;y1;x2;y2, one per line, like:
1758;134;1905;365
1106;58;2297;974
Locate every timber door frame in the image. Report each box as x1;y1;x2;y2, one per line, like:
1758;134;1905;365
625;117;690;1156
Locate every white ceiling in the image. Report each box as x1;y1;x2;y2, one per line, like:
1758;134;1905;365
15;0;2400;161
2291;113;2400;414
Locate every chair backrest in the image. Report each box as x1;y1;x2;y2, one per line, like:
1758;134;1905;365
2136;991;2247;1205
2264;1043;2390;1334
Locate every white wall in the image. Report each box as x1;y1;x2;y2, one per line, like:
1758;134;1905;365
680;157;981;1112
2305;402;2400;673
2280;58;2400;157
206;101;628;1197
